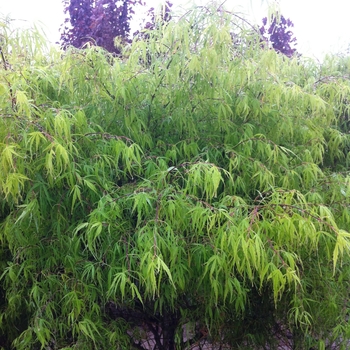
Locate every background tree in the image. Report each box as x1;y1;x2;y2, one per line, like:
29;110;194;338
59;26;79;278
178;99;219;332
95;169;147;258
1;4;350;350
60;0;297;58
259;14;298;57
60;0;144;53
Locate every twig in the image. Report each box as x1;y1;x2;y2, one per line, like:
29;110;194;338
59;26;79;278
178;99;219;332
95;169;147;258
0;46;8;70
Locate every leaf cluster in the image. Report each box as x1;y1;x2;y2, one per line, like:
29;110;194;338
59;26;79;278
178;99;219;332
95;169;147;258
60;0;143;54
260;14;298;58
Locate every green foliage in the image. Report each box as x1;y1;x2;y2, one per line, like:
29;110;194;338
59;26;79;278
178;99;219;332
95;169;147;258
1;5;350;349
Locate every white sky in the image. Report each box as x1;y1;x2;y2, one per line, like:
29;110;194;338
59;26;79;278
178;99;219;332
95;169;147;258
1;0;350;60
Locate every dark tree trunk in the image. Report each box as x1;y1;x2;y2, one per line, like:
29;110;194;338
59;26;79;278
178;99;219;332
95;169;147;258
161;311;179;350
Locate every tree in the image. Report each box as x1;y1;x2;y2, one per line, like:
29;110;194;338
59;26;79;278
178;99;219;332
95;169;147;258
259;14;298;57
1;4;350;350
60;0;143;53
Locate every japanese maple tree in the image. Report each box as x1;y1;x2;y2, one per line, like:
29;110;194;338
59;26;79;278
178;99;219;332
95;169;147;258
60;0;143;53
260;14;298;57
1;4;350;350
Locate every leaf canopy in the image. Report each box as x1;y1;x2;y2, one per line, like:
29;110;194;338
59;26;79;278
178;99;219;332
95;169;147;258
1;4;350;350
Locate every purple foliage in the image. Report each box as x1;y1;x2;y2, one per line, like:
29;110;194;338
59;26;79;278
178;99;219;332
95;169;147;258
259;14;298;58
60;0;144;54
